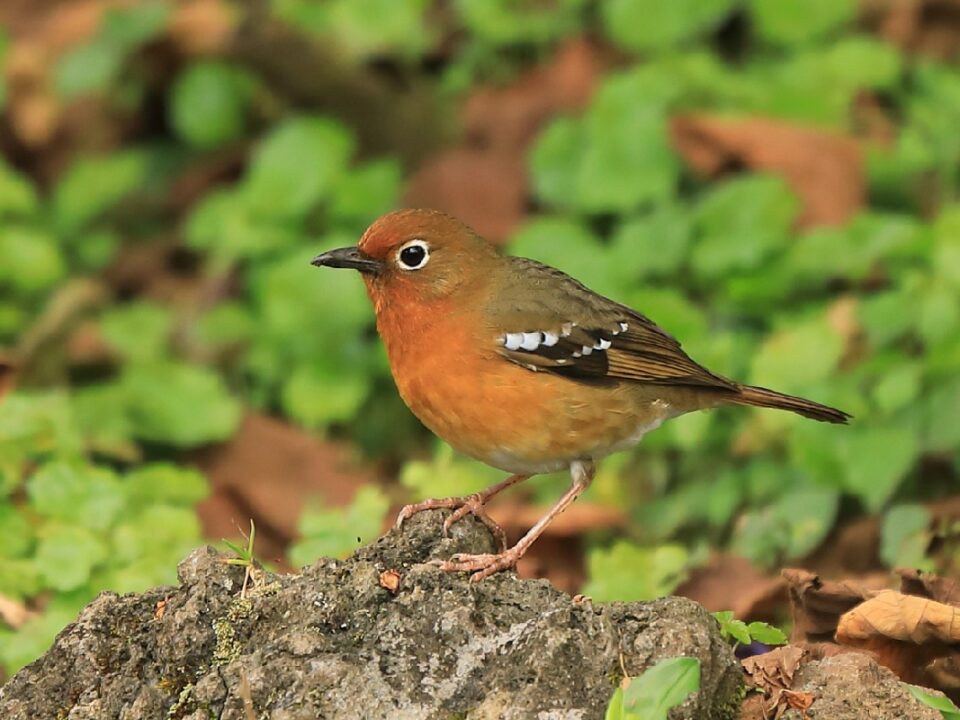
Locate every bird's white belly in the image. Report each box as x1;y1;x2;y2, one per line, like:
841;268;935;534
483;399;674;475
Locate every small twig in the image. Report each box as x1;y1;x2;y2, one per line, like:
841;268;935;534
238;670;256;720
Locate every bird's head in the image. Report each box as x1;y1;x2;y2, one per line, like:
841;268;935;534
312;209;499;310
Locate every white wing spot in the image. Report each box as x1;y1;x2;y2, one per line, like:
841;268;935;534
520;332;541;351
561;322;574;337
619;322;629;332
581;346;593;355
542;331;559;347
503;333;523;350
572;351;581;358
596;338;611;350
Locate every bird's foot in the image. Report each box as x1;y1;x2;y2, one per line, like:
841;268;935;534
395;493;508;551
431;548;523;583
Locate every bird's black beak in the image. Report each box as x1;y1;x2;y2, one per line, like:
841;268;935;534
311;246;382;275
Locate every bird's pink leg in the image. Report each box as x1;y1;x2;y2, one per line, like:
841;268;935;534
395;473;531;551
435;460;595;582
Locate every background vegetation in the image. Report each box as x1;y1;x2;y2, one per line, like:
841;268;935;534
1;0;959;677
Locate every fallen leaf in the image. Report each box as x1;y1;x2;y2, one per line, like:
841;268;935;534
670;115;865;229
379;569;401;594
0;359;16;401
676;552;785;618
782;568;870;643
403;148;527;243
898;568;960;606
194;413;374;565
0;592;35;629
743;644;807;692
462;37;607;152
862;0;960;62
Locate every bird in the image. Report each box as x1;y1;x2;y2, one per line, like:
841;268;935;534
312;209;850;582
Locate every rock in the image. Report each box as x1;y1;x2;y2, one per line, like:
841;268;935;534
785;653;942;720
0;511;742;719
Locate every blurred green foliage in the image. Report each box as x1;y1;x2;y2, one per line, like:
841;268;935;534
2;0;960;676
604;656;701;720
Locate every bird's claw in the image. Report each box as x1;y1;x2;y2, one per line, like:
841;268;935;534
431;550;522;582
395;494;508;551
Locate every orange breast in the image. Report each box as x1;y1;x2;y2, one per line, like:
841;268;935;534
374;296;678;475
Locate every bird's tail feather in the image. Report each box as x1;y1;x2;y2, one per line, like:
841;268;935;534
730;384;851;424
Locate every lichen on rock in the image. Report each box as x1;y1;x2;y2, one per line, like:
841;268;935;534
0;510;743;719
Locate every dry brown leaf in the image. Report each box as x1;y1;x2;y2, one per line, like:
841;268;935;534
670;115;865;229
783;569;870;643
194;413;374;565
898;568;960;606
676;552;785;618
168;0;236;56
463;37;607;152
743;645;818;719
743;645;808;692
0;359;16;401
862;0;960;62
379;570;401;594
837;589;959;683
838;589;960;647
403;149;527;244
0;593;35;629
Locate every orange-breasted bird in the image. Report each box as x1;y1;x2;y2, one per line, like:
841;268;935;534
313;209;850;581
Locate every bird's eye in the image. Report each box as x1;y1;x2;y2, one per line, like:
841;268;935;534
397;240;430;270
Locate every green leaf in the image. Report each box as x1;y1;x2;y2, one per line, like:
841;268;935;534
843;427;919;512
110;505;201;588
751;315;843;394
0;227;65;295
530;68;680;213
0;160;39;217
170;61;251;148
99;302;173;362
328;159;402;227
101;2;170;48
325;0;432;58
609;206;692;281
288;485;389;565
184;188;301;261
872;362;922;415
35;524;108;591
621;657;700;720
282;365;370;428
920;379;960;453
53;150;148;233
602;0;735;53
400;444;502;502
881;504;932;570
907;684;960;719
0;559;42;601
456;0;585;46
749;0;856;46
241;117;354;219
124;464;209;509
713;611;751;645
583;541;688;602
692;175;798;280
120;362;242;447
775;486;840;559
27;461;125;531
0;505;33;559
55;39;122;97
747;621;788;646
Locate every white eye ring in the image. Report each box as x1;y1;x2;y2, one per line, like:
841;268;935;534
396;239;430;271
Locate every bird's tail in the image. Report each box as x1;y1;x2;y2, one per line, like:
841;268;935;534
729;384;851;424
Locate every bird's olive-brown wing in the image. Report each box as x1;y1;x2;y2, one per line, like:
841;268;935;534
490;258;735;390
